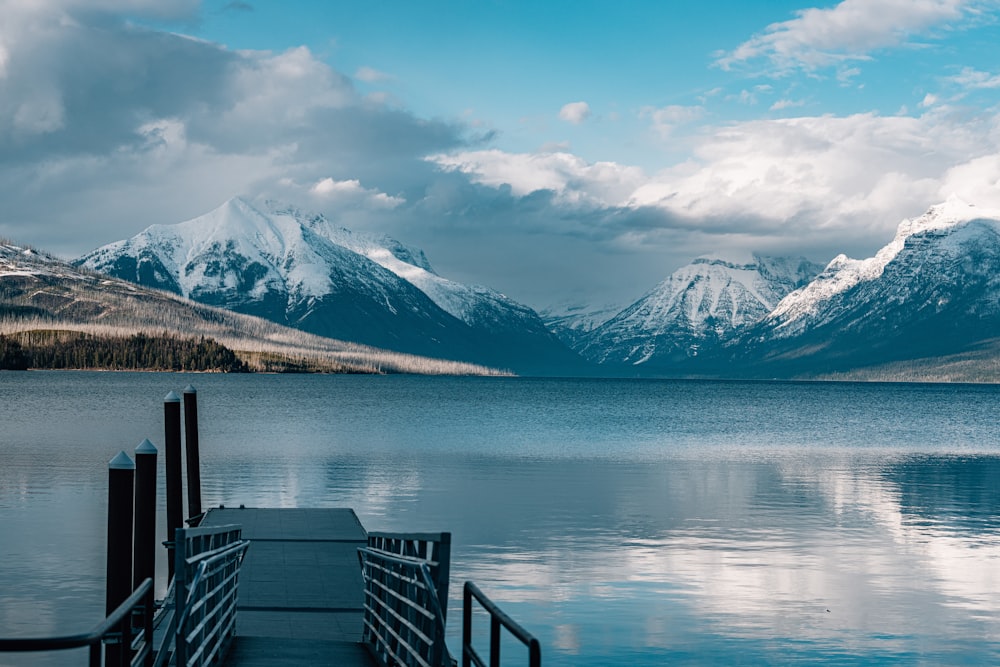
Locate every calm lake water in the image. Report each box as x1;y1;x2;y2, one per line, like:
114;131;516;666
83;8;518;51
1;372;1000;665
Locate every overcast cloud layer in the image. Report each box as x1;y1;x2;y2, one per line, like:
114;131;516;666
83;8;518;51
2;0;1000;308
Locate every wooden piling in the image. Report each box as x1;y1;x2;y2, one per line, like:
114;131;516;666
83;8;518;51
164;391;182;581
183;385;202;521
133;439;157;593
106;451;134;667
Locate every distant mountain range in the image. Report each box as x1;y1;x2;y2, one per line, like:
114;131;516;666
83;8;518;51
76;198;582;376
727;197;1000;378
1;195;986;381
544;197;1000;381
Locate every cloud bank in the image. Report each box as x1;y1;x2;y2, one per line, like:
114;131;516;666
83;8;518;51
2;0;1000;309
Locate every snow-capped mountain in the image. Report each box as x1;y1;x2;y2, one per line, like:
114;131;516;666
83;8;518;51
574;253;823;369
730;197;1000;374
76;197;582;374
540;301;623;348
1;239;507;375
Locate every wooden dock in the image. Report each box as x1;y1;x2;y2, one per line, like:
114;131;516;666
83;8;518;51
203;507;375;666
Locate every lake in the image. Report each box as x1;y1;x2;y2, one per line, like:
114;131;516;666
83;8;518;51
1;372;999;665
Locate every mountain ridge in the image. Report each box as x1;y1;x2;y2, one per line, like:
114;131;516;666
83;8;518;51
1;239;507;375
573;253;823;369
55;196;1000;381
721;198;1000;377
76;198;584;375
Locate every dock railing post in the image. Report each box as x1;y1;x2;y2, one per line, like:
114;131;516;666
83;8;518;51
183;385;202;521
164;391;183;581
133;439;157;594
106;451;135;667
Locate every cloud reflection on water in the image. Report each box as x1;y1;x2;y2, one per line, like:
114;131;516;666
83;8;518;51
2;373;1000;665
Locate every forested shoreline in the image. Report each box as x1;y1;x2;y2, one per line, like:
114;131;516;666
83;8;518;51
0;331;248;372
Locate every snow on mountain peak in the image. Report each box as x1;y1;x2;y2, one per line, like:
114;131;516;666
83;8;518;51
896;196;988;239
575;251;822;366
768;199;1000;331
692;249;757;269
78;196;533;329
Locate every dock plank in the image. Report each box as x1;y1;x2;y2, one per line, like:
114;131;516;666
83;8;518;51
200;508;373;666
221;636;372;667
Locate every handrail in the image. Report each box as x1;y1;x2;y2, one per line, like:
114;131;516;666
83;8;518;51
174;537;249;666
462;581;541;667
358;546;450;667
366;531;451;623
0;577;156;667
358;547;447;631
176;540;250;630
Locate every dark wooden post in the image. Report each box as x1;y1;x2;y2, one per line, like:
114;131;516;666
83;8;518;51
183;385;202;521
106;451;135;667
133;439;157;593
164;391;183;581
462;583;472;667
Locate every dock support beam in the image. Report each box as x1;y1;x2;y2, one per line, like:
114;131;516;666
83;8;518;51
106;451;135;667
133;439;157;594
164;391;183;581
183;385;202;522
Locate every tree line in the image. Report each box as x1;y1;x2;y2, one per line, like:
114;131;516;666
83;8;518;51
0;331;248;372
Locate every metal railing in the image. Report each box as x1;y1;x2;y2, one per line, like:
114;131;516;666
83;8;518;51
358;546;450;667
173;523;248;667
462;581;541;667
175;539;250;666
367;531;452;623
0;577;156;667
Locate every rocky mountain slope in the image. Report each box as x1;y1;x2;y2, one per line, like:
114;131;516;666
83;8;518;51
540;302;623;349
727;198;1000;377
1;240;505;375
575;254;823;370
76;198;582;375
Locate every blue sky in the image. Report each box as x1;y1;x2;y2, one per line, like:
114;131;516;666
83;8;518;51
3;0;1000;307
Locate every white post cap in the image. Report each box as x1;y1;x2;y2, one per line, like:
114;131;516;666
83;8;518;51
135;439;157;455
109;451;135;470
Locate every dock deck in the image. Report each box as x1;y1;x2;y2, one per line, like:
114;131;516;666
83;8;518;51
201;507;375;666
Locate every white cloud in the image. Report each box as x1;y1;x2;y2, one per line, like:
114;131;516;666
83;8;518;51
224;46;355;125
310;177;404;209
717;0;969;72
836;66;863;84
0;0;463;257
770;98;805;111
430;149;646;207
558;101;591;124
641;105;704;139
938;154;1000;207
355;66;393;83
632;110;996;235
951;66;1000;89
539;140;572;153
920;93;939;107
4;0;1000;310
433;108;1000;259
